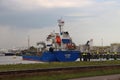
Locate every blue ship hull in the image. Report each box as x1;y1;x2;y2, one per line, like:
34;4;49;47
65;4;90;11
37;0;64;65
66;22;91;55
22;51;80;62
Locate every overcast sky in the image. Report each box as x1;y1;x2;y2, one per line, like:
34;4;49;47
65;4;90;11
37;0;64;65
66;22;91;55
0;0;120;48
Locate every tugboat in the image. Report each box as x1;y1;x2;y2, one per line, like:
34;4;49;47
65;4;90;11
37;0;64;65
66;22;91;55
22;19;81;62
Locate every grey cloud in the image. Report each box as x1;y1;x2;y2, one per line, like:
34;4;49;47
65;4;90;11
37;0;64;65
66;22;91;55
0;0;94;11
0;7;86;29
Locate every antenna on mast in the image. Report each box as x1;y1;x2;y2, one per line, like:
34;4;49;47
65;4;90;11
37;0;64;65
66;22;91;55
28;35;30;49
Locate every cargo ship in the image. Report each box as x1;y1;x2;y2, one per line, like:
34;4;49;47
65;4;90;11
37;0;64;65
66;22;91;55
22;19;80;62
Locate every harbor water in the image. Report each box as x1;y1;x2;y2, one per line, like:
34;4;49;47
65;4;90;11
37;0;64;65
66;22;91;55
0;56;43;65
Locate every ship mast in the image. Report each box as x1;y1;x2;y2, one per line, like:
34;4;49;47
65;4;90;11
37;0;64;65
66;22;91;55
58;19;64;35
